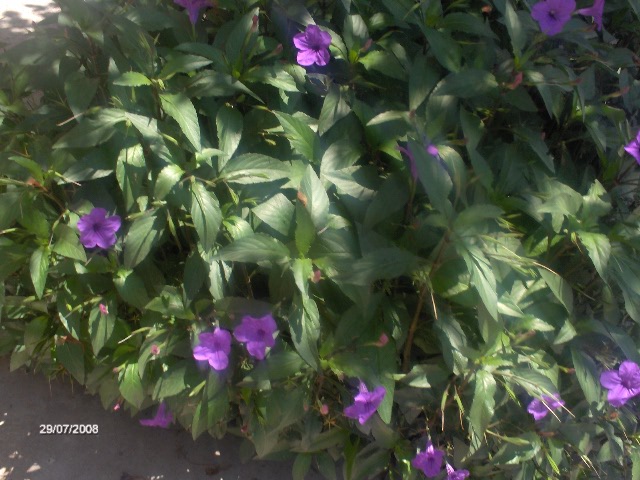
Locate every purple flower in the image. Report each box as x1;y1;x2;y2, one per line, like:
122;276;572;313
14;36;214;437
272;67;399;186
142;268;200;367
139;402;173;428
531;0;576;36
293;24;332;67
527;393;565;421
343;380;386;424
77;208;121;249
446;463;470;480
577;0;604;31
174;0;210;25
600;360;640;407
412;441;445;478
193;328;232;370
233;314;277;360
397;143;439;181
624;130;640;165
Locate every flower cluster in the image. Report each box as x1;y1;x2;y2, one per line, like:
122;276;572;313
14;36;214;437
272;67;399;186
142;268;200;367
192;314;278;370
600;360;640;407
531;0;605;35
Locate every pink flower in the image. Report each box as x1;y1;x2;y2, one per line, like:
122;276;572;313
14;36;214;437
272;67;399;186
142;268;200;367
343;380;386;425
150;344;160;356
193;328;232;370
99;304;109;315
293;25;332;67
577;0;605;31
139;402;173;428
412;441;445;478
374;333;389;347
233;314;277;360
320;404;329;415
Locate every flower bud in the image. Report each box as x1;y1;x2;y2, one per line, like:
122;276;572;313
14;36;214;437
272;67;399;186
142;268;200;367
150;344;160;356
99;304;109;315
320;404;329;415
374;333;389;347
360;38;373;53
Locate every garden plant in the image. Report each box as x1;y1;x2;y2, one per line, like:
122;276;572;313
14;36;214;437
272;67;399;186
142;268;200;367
2;0;640;478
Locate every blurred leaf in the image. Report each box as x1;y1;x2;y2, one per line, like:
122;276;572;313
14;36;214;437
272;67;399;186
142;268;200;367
215;234;290;264
295;202;316;256
469;370;496;453
364;173;409;228
538;267;573;314
112;71;152;86
503;0;526;56
114;269;150;309
190;181;222;253
124;209;166;269
65;70;98;119
159;53;212;79
318;84;351;136
288;292;320;370
274;111;319;162
120;362;144;408
220;153;290;184
336;248;420;286
52;224;87;262
423;28;461;72
300;165;330;231
184;251;207;307
56;342;85;384
253;193;295;236
577;231;610;280
435;69;498;98
571;346;602;405
216;105;243;171
29;246;49;299
409;53;439;111
160;92;201;151
89;303;115;355
491;432;541;465
53;108;126;148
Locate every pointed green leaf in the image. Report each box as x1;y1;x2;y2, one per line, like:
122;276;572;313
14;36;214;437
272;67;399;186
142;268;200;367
30;246;49;299
274;111;319;162
190;181;222;253
124;210;166;269
215;234;290;264
160;92;201;151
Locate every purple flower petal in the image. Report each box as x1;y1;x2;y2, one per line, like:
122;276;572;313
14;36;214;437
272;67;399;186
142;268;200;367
193;328;232;371
174;0;210;25
600;360;640;407
624;132;640;164
527;393;564;421
293;24;332;67
344;381;386;424
412;441;445;478
531;0;576;36
139;402;173;428
446;463;470;480
77;208;121;250
233;314;277;360
576;0;605;31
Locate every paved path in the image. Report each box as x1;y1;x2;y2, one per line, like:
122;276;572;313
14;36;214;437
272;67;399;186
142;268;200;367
0;0;59;46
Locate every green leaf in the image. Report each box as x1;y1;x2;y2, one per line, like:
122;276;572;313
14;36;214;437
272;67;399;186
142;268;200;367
318;84;351;136
216;105;243;171
459;245;498;320
53;108;126;149
364;173;409;228
274;111;319;162
159;53;212;79
538;267;573;314
112;71;152;87
215;234;290;264
30;246;49;299
220;153;290;184
491;432;541;465
116;144;146;212
243;64;300;92
160;92;201;151
508;369;557;397
64;71;98;119
154;164;183;200
435;312;470;375
184;251;207;307
124;209;166;269
435;69;498;98
153;360;200;400
120;362;144;408
56;342;85;384
225;8;259;68
469;370;496;453
295;202;316;256
300;165;330;231
89;303;115;355
409;53;439;111
52;224;87;262
288;293;321;371
253;193;295;236
571;346;602;405
577;231;610;279
504;0;526;56
337;248;420;286
412;140;453;216
190;181;222;253
293;453;313;480
423;28;461;72
186;71;262;102
343;14;369;51
114;269;150;309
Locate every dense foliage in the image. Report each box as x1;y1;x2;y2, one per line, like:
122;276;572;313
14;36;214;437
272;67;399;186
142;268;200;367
2;0;640;478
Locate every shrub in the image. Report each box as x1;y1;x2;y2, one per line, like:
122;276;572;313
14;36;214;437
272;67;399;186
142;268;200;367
1;0;640;478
